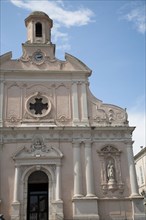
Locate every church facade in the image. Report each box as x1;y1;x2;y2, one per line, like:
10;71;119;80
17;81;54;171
0;11;145;220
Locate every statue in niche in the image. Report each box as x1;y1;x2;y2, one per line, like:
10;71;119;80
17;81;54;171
107;160;115;182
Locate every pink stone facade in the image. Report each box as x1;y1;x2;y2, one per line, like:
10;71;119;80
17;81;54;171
0;11;145;220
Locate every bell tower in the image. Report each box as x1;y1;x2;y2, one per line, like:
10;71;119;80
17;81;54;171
25;11;53;44
21;11;55;62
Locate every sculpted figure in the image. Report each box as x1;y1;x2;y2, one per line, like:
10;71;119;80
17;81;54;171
107;160;115;181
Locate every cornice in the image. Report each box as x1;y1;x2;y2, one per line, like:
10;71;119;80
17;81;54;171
0;51;12;63
0;126;134;145
0;69;89;74
134;147;146;160
65;53;92;76
0;126;135;132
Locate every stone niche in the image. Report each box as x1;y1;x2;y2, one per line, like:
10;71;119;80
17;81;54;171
97;145;124;194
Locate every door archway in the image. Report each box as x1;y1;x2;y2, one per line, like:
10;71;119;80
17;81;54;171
27;171;49;220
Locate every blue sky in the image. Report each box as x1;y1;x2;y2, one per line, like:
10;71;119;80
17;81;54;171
0;0;145;154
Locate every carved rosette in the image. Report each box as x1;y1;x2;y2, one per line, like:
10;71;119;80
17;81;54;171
7;114;21;124
56;115;71;125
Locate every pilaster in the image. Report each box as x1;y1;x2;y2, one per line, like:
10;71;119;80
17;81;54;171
42;22;45;43
13;166;20;202
72;82;80;125
126;141;139;197
84;141;95;197
72;140;99;220
11;166;20;220
73;142;83;197
56;165;62;201
80;82;89;126
126;142;145;219
32;20;34;43
0;76;4;127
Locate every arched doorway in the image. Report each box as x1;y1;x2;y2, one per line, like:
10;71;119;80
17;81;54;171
27;171;49;220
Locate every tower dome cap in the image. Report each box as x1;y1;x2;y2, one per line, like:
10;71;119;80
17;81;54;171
25;11;53;27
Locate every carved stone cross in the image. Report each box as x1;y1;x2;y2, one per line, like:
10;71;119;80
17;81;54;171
29;98;48;114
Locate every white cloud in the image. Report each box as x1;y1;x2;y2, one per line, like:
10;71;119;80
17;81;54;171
119;2;146;34
125;7;146;34
10;0;94;54
128;95;146;155
10;0;94;27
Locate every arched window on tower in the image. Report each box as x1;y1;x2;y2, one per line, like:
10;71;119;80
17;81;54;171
35;22;42;37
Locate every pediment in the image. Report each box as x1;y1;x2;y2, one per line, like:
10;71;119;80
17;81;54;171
13;145;63;160
13;146;63;160
65;53;92;74
0;52;12;64
0;50;91;75
13;136;63;160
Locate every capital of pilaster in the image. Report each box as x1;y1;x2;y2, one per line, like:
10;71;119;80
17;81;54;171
124;141;134;148
56;164;61;167
72;141;80;148
72;81;78;86
15;165;20;169
0;79;5;84
77;80;86;85
84;140;92;148
83;80;89;86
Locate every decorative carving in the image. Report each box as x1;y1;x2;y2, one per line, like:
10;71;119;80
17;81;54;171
26;84;52;97
89;95;129;126
20;49;46;65
7;110;21;125
20;48;31;63
94;108;107;123
7;115;19;123
23;112;34;120
56;115;71;125
50;164;56;173
30;136;50;153
13;136;63;160
101;145;119;153
57;115;68;122
108;109;114;123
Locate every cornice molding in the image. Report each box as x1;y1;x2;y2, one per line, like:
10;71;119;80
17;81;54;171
0;51;12;63
0;127;134;145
